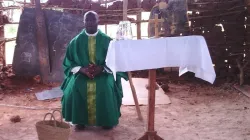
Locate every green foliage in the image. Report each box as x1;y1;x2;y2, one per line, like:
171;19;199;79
4;25;18;38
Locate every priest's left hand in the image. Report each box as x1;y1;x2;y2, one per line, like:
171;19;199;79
88;64;103;77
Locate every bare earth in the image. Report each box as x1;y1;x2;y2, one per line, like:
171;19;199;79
0;81;250;140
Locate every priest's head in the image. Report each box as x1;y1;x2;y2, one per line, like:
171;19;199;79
84;11;99;34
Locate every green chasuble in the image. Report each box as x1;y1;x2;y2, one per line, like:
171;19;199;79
61;30;128;126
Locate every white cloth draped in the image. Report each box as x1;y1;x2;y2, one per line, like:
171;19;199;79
105;35;216;84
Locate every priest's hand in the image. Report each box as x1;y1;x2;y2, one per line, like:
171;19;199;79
79;64;103;79
79;67;94;79
87;64;103;77
91;65;104;77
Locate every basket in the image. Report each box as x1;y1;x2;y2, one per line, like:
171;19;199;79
35;110;71;140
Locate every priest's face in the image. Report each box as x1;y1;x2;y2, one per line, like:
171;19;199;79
84;13;98;34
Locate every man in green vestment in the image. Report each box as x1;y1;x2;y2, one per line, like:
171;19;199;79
60;11;128;131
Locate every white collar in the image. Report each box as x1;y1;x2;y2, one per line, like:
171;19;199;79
85;30;99;36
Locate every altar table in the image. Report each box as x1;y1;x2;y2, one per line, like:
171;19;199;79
106;35;216;84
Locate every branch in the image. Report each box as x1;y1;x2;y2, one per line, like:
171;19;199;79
0;37;16;43
92;0;120;4
236;57;242;69
243;61;249;69
230;53;245;56
190;10;245;20
190;0;242;5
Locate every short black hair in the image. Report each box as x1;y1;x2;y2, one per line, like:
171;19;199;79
83;11;99;23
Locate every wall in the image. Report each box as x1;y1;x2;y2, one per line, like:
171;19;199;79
188;0;248;82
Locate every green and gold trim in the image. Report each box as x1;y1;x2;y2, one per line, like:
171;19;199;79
87;80;96;125
88;36;96;64
87;35;97;125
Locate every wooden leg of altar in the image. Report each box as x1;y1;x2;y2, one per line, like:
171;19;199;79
138;69;164;140
128;72;143;120
145;83;159;90
138;131;164;140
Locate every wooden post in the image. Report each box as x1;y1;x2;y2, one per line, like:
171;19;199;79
0;41;5;66
1;42;5;66
123;0;143;121
35;0;51;83
105;25;107;34
123;0;128;20
105;0;107;34
138;14;164;140
21;0;26;11
31;0;35;5
0;2;5;66
137;0;142;39
245;0;250;13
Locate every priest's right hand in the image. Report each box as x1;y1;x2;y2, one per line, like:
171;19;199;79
79;67;94;79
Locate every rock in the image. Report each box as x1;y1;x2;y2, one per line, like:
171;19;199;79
10;115;21;123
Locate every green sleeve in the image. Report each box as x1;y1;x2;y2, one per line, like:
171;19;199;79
117;72;128;81
62;39;78;78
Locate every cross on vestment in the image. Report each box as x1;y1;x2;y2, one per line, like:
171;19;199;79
138;14;164;140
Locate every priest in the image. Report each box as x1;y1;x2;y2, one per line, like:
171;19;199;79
60;11;128;131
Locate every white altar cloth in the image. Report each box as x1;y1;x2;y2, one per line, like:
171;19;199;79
105;35;216;84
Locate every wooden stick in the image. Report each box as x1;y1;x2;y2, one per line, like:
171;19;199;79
99;14;134;17
236;57;249;85
0;37;16;42
137;0;142;39
0;41;4;66
128;72;143;120
122;0;143;121
0;4;5;66
189;5;245;12
105;0;107;34
189;10;244;20
123;0;128;20
1;42;5;66
190;0;240;5
0;5;143;12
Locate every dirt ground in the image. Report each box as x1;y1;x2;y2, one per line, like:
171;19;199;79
0;76;250;140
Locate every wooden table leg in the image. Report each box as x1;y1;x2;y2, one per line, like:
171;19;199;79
138;131;163;140
128;72;143;120
138;69;164;140
146;83;160;90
